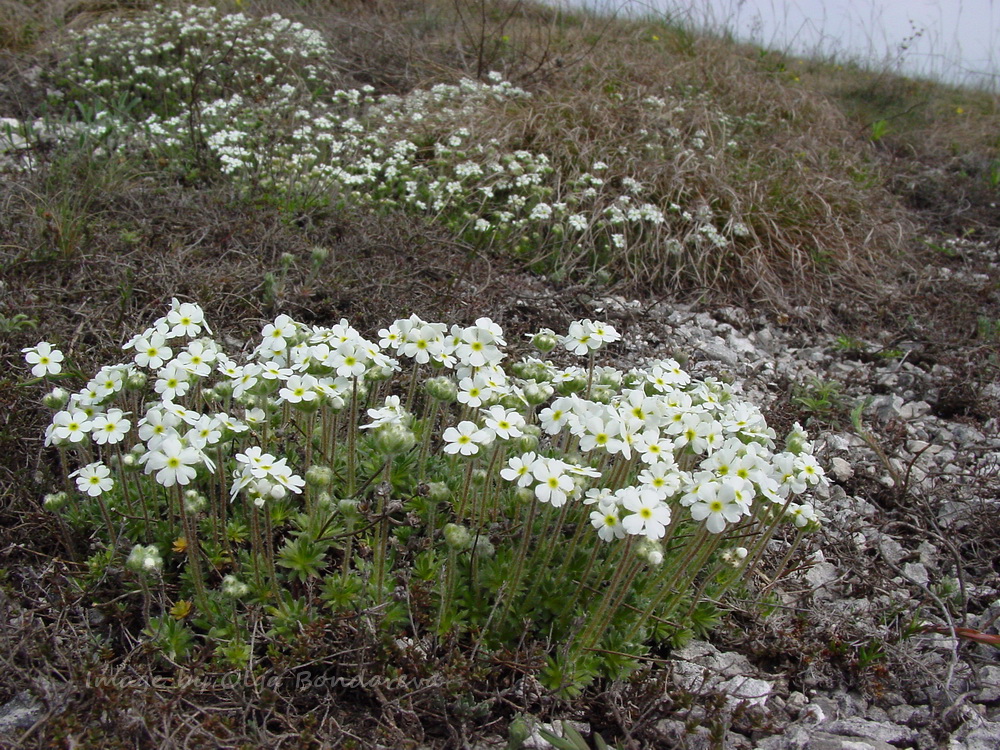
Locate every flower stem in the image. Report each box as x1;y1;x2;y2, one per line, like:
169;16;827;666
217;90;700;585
489;498;538;637
176;485;209;613
373;460;392;602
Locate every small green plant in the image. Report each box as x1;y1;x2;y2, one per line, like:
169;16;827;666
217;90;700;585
792;376;844;417
987;159;1000;190
875;348;904;360
976;316;1000;342
869;119;890;142
855;639;886;671
0;313;37;333
833;334;865;353
932;577;965;612
537;720;621;750
920;237;959;258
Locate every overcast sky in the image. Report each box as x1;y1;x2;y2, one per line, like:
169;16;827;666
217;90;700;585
558;0;1000;88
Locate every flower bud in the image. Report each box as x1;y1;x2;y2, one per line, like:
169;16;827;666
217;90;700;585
310;246;329;265
374;424;416;456
443;523;471;550
471;468;488;486
555;374;587;395
590;385;614;404
522;382;553;406
43;388;69;410
366;365;395;382
222;574;250;598
280;252;296;270
722;546;748;566
183;490;208;514
126;544;163;575
296;398;323;414
499;393;523;411
636;539;663;567
516;428;539;453
338;497;359;516
125;372;147;391
515;487;535;504
621;371;643;389
785;422;812;455
43;491;70;511
213;381;233;399
596;367;622;388
305;465;333;489
425;376;458;402
532;331;558;353
427;482;450;503
508;715;531;747
511;361;531;379
471;534;495;558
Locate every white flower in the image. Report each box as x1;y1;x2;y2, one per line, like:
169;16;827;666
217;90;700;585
133;333;173;370
442;420;490;456
500;452;538;487
531;458;574;507
562;319;620;356
579;414;625;455
186;415;222;449
361;395;410;430
90;409;131;446
175;340;216;376
456;374;493;408
591;506;626;542
23;342;64;377
140;436;201;487
562;320;596;356
166;299;210;337
88;366;125;399
480;405;525;441
637;460;683;497
231;363;262;398
327;341;369;378
787;502;818;528
72;461;114;497
154;364;191;401
539;396;577;435
279;374;318;403
401;323;446;364
795;454;826;486
688;480;746;533
50;410;92;444
620;487;671;539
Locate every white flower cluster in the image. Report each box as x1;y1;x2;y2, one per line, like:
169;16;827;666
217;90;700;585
50;6;330;119
9;5;763;269
500;360;825;542
35;302;826;547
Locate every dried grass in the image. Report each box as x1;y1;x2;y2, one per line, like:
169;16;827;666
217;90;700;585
276;1;913;309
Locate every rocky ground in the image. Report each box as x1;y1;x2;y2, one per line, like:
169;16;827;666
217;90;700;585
501;231;1000;748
